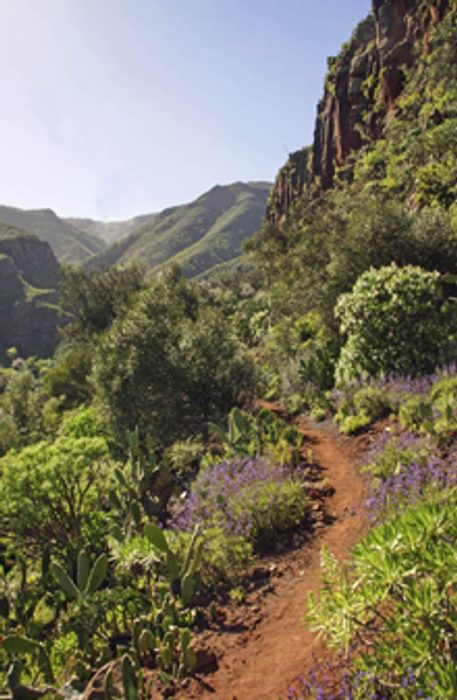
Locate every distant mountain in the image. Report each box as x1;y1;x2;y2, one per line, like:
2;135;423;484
64;213;157;244
86;182;272;278
0;205;106;264
0;224;60;360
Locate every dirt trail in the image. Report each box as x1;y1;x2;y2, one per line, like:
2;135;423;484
180;419;368;700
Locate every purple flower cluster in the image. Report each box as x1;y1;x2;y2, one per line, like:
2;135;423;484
364;429;423;465
332;363;457;406
286;661;433;699
366;450;456;520
170;457;290;537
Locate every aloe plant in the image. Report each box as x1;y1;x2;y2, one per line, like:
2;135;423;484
1;635;56;698
108;430;174;537
52;550;108;602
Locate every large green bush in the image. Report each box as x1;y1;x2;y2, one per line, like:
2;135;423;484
335;263;457;384
0;434;111;559
94;279;255;448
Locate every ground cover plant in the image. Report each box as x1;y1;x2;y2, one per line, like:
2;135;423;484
288;365;457;698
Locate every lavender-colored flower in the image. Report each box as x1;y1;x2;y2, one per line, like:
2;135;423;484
170;457;304;544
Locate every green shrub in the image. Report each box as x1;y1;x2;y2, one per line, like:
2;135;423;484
362;433;430;482
112;527;252;591
335;385;392;434
398;394;434;433
307;490;457;697
335;263;457;385
398;374;457;444
0;435;112;559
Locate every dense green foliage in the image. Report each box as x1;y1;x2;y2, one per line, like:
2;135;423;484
335;263;457;384
2;3;457;698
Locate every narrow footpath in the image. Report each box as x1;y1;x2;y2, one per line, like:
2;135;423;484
180;419;368;700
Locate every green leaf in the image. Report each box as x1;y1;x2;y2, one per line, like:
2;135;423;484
38;647;55;684
180;574;195;607
166;551;179;581
130;500;142;525
145;523;169;553
188;540;203;576
114;467;129;489
208;421;226;441
51;563;79;600
0;595;9;619
2;636;47;663
41;547;51;579
108;490;123;510
183;646;196;671
180;628;191;652
85;553;108;595
121;654;138;700
77;550;90;591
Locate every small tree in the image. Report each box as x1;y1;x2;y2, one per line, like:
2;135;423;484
335;263;457;384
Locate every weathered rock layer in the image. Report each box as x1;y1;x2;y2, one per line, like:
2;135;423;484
268;0;451;224
0;228;61;360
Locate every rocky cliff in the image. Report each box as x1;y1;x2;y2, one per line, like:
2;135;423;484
268;0;451;224
0;225;60;361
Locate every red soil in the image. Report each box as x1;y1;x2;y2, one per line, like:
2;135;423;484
175;418;369;700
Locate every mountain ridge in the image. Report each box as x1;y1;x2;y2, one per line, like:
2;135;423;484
0;205;106;264
86;181;271;278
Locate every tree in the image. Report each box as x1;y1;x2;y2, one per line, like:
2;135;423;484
60;263;145;341
93;275;255;448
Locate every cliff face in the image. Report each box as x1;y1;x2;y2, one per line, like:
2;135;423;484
0;227;61;360
268;0;451;224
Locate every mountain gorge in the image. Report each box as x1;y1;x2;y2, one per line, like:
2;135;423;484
64;212;157;245
0;224;60;360
0;182;271;280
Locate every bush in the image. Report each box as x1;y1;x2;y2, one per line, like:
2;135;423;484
111;527;252;591
0;434;112;559
335;263;457;384
93;280;255;448
307;491;457;698
335;385;392;434
171;457;308;551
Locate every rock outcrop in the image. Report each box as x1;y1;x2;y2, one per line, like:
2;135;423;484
0;225;60;360
268;0;451;224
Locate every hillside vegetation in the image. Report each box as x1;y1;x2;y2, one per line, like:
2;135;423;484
65;213;157;245
1;1;457;699
0;205;106;264
86;181;271;278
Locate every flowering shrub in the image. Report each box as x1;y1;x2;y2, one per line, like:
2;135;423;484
171;457;308;550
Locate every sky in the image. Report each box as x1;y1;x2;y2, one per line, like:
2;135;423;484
0;0;371;221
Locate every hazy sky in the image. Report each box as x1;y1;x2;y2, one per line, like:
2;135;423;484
0;0;371;220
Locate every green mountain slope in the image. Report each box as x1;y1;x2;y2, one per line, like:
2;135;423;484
86;182;271;277
64;213;157;244
0;205;106;264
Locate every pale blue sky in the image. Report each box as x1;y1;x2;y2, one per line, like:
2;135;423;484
0;0;371;220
